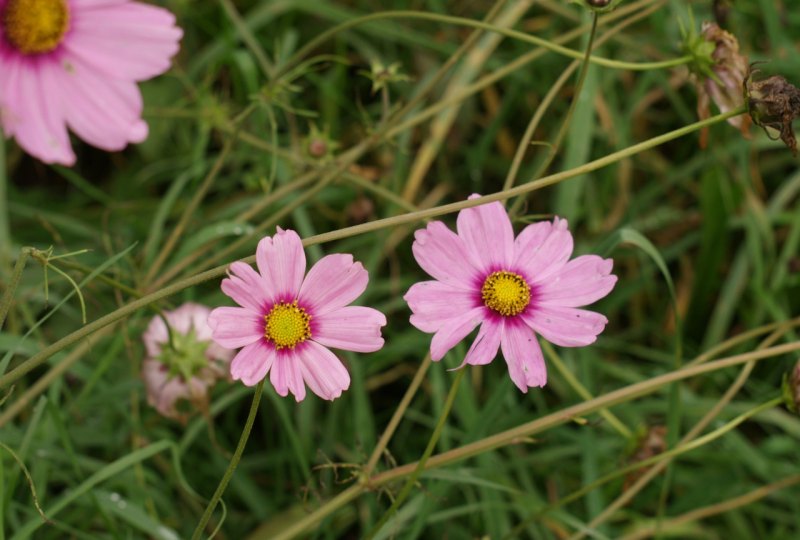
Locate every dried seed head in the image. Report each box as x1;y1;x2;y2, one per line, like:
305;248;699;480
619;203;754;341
745;69;800;155
692;22;751;145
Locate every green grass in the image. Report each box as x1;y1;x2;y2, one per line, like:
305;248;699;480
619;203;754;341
2;0;800;538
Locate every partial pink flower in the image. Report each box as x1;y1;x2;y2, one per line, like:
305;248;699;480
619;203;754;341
142;303;233;422
404;195;617;392
0;0;182;165
208;228;387;402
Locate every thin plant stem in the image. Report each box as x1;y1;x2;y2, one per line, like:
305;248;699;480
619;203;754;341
269;340;799;539
0;325;117;427
191;379;265;540
400;0;535;203
554;396;781;513
367;342;800;488
541;340;632;439
386;0;665;141
218;0;275;79
618;474;800;540
365;368;466;539
502;0;664;195
363;355;432;478
145;125;240;286
278;11;692;79
0;107;745;391
0;248;30;331
528;12;598;179
565;320;795;540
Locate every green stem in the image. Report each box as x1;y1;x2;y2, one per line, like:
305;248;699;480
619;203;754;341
541;340;632;439
278;11;692;78
270;340;798;540
191;379;265;540
365;368;466;539
218;0;275;79
0;107;745;391
363;354;432;477
0;248;30;331
528;12;599;181
557;396;780;511
366;341;798;488
145;120;241;286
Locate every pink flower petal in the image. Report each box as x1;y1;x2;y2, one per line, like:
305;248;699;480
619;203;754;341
208;307;263;349
535;255;617;308
142;315;168;358
463;318;503;366
405;280;479;333
521;306;608;347
66;1;182;81
514;217;573;282
256;228;306;301
231;340;275;386
298;254;368;315
7;59;75;165
270;351;306;401
457;195;514;272
313;306;386;353
412;221;481;288
500;321;547;392
221;261;273;312
429;307;485;362
298;341;351;400
58;55;148;151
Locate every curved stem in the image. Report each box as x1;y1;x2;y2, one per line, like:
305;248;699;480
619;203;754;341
0;107;745;391
363;354;432;477
191;379;265;540
367;341;799;488
0;248;30;331
532;12;599;177
268;339;798;540
618;474;800;540
365;368;466;539
278;11;691;79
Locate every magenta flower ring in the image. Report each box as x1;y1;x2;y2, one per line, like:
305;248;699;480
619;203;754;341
404;195;617;392
208;228;387;402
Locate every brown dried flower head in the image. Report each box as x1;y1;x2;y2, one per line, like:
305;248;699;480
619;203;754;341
695;22;751;139
745;70;800;155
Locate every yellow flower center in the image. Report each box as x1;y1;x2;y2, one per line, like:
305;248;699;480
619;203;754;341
481;271;531;317
264;301;312;350
3;0;70;55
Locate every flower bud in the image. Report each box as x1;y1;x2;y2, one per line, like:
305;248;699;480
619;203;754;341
690;22;750;142
141;303;233;422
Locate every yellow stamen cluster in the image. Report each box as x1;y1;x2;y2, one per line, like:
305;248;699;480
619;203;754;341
481;271;531;317
3;0;69;55
264;301;312;350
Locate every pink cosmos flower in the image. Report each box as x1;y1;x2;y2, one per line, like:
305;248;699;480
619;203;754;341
404;196;617;392
0;0;182;165
208;228;387;402
142;303;234;422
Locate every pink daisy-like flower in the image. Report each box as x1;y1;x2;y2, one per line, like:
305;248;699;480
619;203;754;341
142;303;234;422
208;228;387;402
404;195;617;392
0;0;182;165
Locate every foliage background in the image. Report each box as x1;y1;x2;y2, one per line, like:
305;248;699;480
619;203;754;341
1;0;799;538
